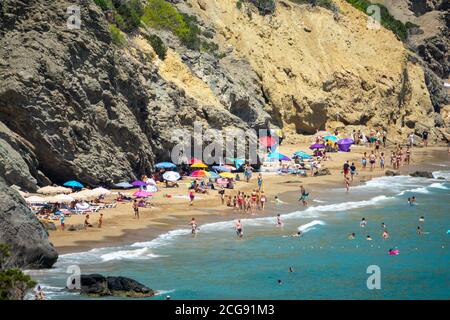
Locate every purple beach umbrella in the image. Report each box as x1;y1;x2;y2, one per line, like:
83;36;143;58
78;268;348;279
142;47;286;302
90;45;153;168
131;180;147;187
309;143;325;150
337;138;354;152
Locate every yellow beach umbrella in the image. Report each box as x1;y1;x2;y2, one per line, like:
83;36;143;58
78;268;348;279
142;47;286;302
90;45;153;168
190;162;208;169
219;172;234;178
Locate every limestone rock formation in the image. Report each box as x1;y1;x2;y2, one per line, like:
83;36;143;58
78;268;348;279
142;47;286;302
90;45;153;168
0;178;58;269
78;274;154;297
0;0;448;192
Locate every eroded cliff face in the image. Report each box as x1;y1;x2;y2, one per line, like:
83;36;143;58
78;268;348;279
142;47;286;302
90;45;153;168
0;0;269;189
184;0;442;139
0;0;448;191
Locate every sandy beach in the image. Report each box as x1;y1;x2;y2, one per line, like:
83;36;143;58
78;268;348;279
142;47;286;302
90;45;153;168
46;143;448;254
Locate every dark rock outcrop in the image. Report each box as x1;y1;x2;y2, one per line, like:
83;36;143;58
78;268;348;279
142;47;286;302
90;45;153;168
0;179;58;269
67;224;85;231
409;170;434;178
385;170;401;176
80;274;154;297
0;0;272;190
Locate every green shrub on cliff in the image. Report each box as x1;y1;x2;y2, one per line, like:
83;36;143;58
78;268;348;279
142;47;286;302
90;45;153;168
144;34;167;60
0;244;37;300
93;0;113;11
344;0;409;40
141;0;201;50
115;0;144;32
109;23;126;47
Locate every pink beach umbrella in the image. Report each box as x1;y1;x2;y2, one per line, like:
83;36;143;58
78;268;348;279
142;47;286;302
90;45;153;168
133;190;153;198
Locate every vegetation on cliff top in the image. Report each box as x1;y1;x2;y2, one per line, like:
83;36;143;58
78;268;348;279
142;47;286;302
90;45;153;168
0;244;37;300
344;0;413;41
94;0;220;56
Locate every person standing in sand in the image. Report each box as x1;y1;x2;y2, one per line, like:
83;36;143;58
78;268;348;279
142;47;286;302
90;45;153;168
257;173;263;191
369;151;376;171
260;191;267;210
361;152;367;170
350;162;357;181
60;214;65;231
133;200;139;219
344;175;350;192
98;213;103;228
189;190;195;206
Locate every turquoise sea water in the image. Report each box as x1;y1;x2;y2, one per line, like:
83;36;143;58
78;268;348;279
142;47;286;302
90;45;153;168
28;169;450;300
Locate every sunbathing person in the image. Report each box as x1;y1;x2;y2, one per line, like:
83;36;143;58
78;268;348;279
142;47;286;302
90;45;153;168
84;214;93;228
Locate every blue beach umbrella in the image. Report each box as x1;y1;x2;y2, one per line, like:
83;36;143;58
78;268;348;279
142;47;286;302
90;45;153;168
208;171;221;179
267;152;291;161
293;151;312;159
155;162;177;169
63;180;84;188
324;135;338;142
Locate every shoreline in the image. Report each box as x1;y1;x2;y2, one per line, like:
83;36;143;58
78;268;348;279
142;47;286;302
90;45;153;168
50;145;449;256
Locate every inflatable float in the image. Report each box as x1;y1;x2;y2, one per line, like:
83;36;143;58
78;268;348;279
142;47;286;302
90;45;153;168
389;249;400;255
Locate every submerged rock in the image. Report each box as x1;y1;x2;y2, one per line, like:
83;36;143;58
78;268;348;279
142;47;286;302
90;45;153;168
0;179;58;269
409;170;434;178
79;274;154;298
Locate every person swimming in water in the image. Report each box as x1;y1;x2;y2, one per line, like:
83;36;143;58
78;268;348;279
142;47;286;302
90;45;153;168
276;214;283;227
360;218;367;228
381;222;386;229
382;229;389;239
189;217;198;235
235;219;243;238
348;232;356;240
289;267;294;273
366;235;373;241
419;216;425;223
417;225;424;235
291;231;303;237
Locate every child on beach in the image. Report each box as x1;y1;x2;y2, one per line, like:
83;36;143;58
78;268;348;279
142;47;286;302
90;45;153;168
60;214;65;231
133;200;139;219
361;153;367;170
189;191;195;206
189;217;198;235
98;213;103;228
257;174;263;191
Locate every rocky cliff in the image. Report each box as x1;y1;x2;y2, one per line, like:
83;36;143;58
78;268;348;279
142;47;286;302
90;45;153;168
0;178;58;269
0;0;448;191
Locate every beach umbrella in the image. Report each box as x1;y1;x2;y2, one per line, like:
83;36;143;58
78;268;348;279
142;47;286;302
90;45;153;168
37;186;72;194
63;180;84;188
189;170;210;178
131;180;147;187
69;190;97;200
259;135;278;148
267;152;291;161
90;187;111;196
216;178;229;185
133;190;153;198
189;157;203;164
114;182;134;189
207;171;220;179
25;196;47;204
163;171;181;182
337;138;354;152
190;162;208;169
47;194;75;204
293;151;312;159
212;165;231;172
324;135;338;142
219;172;235;178
155;162;177;169
309;143;325;150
